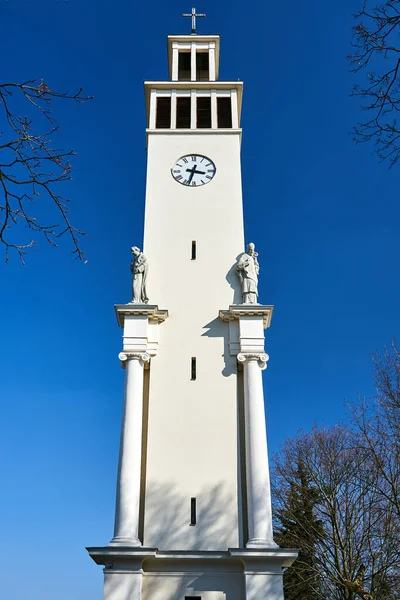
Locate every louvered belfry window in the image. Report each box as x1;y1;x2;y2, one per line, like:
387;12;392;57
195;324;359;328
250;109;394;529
196;52;209;81
178;52;191;81
155;97;171;129
197;97;211;128
176;97;191;128
217;97;232;128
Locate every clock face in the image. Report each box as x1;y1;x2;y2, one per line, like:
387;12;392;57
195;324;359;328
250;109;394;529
171;154;216;187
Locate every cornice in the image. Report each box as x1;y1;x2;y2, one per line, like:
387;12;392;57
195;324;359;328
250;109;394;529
115;304;169;328
144;80;243;89
146;128;242;136
87;546;299;568
219;304;274;329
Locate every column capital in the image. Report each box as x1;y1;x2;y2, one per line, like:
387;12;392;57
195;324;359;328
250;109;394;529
118;352;150;368
237;352;269;370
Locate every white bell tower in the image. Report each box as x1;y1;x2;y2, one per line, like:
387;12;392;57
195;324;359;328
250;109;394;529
88;13;297;600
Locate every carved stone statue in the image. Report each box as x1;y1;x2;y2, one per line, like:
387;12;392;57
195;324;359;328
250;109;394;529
236;242;259;304
130;246;149;304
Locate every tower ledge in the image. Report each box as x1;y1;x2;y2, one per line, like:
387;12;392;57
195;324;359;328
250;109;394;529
87;546;299;568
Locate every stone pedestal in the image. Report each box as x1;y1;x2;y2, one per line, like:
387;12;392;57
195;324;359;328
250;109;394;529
87;547;299;600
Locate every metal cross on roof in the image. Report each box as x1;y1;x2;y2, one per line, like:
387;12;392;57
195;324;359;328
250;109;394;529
182;7;206;34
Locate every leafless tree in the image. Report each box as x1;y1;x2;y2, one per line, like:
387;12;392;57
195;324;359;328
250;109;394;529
273;423;400;600
349;0;400;167
0;80;91;263
350;342;400;529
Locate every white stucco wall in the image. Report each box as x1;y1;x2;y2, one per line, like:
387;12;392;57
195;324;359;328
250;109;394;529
142;132;245;550
142;572;245;600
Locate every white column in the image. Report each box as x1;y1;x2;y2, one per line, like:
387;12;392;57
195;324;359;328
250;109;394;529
172;44;179;81
109;352;150;546
191;89;197;129
209;43;216;81
231;89;239;128
238;352;277;548
149;89;157;129
171;90;177;129
211;89;217;129
191;42;196;81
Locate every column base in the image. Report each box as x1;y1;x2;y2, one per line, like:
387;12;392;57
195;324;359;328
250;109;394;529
108;536;142;547
246;538;279;549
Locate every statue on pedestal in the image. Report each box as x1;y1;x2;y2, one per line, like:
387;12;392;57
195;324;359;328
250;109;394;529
236;242;259;304
130;246;149;304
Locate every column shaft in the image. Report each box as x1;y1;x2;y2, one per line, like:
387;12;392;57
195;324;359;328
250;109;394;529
110;355;147;546
242;356;276;547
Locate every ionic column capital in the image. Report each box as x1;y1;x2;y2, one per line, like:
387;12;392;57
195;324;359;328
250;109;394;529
118;352;150;367
237;352;269;370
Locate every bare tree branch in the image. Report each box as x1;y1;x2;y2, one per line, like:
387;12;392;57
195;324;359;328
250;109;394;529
349;0;400;166
0;79;92;263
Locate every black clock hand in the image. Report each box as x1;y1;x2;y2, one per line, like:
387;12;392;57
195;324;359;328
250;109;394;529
187;166;196;184
186;166;206;182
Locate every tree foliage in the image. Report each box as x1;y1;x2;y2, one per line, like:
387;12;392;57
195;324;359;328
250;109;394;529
273;344;400;600
0;80;91;262
274;456;323;599
350;0;400;167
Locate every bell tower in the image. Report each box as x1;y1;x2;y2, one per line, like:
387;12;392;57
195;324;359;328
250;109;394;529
88;11;297;600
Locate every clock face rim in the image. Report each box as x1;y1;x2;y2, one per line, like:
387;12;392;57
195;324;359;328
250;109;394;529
171;154;216;187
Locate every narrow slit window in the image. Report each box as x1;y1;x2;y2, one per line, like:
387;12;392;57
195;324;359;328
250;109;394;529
185;597;201;600
155;97;171;129
190;498;196;525
191;357;196;380
191;241;196;260
196;52;209;81
176;97;191;129
197;97;211;129
178;52;191;81
217;97;232;128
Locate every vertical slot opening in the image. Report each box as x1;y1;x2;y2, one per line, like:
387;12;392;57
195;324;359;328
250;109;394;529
155;97;171;129
217;97;232;129
178;52;191;81
191;357;196;380
176;97;191;129
191;241;196;260
196;97;211;128
190;497;197;526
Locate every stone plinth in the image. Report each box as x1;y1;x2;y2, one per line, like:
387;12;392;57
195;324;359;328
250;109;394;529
87;546;299;600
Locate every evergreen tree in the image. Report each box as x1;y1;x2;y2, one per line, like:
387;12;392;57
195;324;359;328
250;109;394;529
274;455;324;600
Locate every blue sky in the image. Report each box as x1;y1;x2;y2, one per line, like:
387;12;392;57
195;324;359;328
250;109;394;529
1;1;399;598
